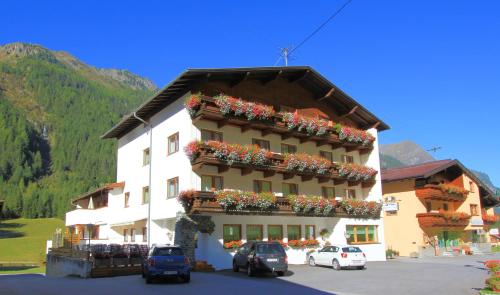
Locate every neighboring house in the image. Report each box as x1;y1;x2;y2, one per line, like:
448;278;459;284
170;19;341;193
66;66;389;269
382;160;498;257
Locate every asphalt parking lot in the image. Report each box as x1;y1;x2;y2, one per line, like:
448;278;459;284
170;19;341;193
1;254;497;295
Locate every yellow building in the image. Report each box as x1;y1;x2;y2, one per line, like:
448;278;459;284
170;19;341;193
382;159;498;257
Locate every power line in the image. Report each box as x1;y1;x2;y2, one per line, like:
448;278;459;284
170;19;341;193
278;0;353;66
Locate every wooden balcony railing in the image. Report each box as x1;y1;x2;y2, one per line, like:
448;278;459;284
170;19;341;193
191;96;373;153
415;184;467;202
416;212;471;228
182;191;382;219
190;147;376;187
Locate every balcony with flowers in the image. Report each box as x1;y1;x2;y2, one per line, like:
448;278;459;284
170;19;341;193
184;140;377;186
416;210;471;228
482;210;499;225
185;93;375;152
177;190;382;219
415;184;468;202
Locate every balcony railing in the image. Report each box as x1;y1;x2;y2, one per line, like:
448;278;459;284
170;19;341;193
416;211;471;228
188;95;374;153
179;190;382;219
415;184;468;202
187;142;377;187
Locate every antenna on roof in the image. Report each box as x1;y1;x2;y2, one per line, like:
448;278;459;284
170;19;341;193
426;146;442;153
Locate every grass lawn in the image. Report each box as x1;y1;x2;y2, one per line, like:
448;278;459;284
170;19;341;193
0;218;64;273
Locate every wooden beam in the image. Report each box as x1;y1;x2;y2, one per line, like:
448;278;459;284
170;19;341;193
192;163;203;171
301;175;314;182
283;173;295;180
299;136;311;144
371;121;381;129
281;133;293;140
359;147;373;155
316;139;329;147
263;170;275;178
241;167;253;176
229;72;250;88
330;143;342;150
287;70;310;83
218;166;229;174
362;180;376;188
317;177;330;184
240;124;251;133
260;70;282;85
217;121;227;128
334;179;346;185
340;106;359;118
348;180;361;187
261;129;273;137
345;146;358;153
317;88;335;101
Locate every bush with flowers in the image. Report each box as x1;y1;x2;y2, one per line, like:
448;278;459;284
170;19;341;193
483;260;500;293
184;141;203;161
283;153;331;175
437;183;468;197
224;240;243;250
334;124;375;147
214;94;275;122
184;93;203;116
438;210;471;222
340;199;382;217
287;195;337;216
287;239;320;249
215;190;277;212
483;212;499;224
280;112;329;136
338;163;377;181
177;189;197;209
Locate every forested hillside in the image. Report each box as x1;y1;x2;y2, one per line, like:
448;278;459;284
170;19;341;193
0;42;156;218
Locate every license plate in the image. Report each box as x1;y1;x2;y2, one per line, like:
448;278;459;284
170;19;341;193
163;271;177;275
267;258;278;262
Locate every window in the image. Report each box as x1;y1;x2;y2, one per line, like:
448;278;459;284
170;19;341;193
345;189;356;200
123;229;128;242
443;203;449;211
426;201;432;212
252;138;270;150
142;227;147;242
346;225;378;244
246;225;263;241
282;183;298;196
124;192;130;208
287;225;301;241
268;225;283;241
201;175;223;191
167;177;179;198
470;204;479;216
130;228;136;243
168;132;179;155
305;225;316;239
341;154;354;164
143;148;150;166
201;129;223;142
319;151;333;162
322;187;335;199
469;181;475;193
254;180;272;193
142;187;150;204
281;143;297;154
223;225;241;243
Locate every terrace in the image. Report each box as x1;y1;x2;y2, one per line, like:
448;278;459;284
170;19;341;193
416;211;471;228
415;184;468;202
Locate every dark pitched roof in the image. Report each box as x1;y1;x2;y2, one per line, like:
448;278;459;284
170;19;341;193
102;66;389;139
382;160;497;205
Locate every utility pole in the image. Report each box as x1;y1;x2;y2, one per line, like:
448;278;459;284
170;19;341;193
281;47;290;66
426;147;442;153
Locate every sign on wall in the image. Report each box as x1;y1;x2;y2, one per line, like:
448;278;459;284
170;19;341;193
383;202;398;212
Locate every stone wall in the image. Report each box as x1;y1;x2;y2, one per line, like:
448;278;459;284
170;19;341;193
46;253;92;278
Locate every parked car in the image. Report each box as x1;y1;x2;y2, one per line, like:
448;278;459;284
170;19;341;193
142;245;190;283
308;245;367;270
232;241;288;277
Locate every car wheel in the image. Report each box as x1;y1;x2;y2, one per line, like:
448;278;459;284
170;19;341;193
141;267;145;278
183;274;191;283
308;257;316;267
332;259;341;271
145;275;152;284
232;260;239;272
247;264;254;277
357;265;366;270
276;271;285;277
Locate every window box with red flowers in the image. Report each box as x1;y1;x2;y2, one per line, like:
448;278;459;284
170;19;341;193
283;153;332;176
185;93;203;116
339;199;383;218
287;194;337;216
214;94;276;122
287;239;320;249
215;190;277;212
338;163;377;181
280;111;329;137
335;124;375;147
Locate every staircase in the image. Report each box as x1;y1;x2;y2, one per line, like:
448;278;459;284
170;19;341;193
194;260;215;272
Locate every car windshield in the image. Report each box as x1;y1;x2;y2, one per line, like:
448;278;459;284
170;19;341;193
342;247;362;253
153;247;183;256
256;243;285;254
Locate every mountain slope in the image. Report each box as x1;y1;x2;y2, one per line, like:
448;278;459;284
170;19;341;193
0;42;156;218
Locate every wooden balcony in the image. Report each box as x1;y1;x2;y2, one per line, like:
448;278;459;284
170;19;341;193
416;212;471;228
191;149;376;187
184;191;379;218
191;97;372;153
415;185;467;202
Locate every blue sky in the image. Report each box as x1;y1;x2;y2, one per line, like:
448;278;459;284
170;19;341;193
2;0;499;186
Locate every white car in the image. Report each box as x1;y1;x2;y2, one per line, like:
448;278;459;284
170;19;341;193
308;245;367;270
